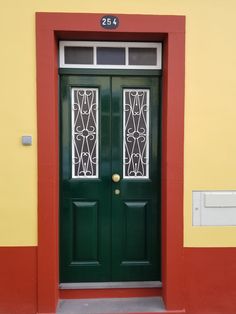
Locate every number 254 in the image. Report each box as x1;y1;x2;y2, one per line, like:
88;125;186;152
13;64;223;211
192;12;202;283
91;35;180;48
102;17;117;26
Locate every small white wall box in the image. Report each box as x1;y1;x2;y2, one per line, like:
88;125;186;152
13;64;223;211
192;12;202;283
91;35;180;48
192;191;236;226
22;135;32;146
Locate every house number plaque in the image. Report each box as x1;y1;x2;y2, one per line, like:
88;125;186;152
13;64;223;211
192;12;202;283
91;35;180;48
100;15;119;29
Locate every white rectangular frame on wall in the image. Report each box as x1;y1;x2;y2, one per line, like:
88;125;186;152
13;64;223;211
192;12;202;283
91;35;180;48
59;41;162;69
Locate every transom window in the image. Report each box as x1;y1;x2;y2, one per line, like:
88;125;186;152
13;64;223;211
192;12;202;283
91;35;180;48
59;41;162;69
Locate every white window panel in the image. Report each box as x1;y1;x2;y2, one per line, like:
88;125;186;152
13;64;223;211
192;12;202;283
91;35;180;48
60;41;162;69
123;89;150;179
71;88;99;178
192;191;236;226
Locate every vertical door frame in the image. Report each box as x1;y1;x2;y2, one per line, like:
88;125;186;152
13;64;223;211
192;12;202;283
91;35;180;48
36;13;185;313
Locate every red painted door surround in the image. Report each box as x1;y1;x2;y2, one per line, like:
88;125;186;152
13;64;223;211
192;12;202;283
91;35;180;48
36;12;185;313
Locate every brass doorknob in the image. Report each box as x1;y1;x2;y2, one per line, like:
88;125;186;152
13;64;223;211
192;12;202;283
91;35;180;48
112;174;120;183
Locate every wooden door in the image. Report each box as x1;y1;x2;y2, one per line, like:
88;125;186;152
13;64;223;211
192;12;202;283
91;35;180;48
60;74;161;282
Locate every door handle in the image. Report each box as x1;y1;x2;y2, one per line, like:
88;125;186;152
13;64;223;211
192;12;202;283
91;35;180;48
112;174;121;183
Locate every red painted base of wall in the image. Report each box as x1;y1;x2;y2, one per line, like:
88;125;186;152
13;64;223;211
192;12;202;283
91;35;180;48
184;248;236;314
60;288;161;299
1;247;236;313
0;247;37;314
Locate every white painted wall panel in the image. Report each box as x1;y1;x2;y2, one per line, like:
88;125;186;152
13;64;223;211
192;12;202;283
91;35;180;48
192;191;236;226
204;192;236;208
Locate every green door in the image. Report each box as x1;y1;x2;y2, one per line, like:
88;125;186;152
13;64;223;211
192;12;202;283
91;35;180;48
60;74;161;283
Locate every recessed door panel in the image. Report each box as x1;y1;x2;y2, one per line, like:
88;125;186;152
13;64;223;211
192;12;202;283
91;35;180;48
72;201;99;263
60;74;161;283
123;201;149;262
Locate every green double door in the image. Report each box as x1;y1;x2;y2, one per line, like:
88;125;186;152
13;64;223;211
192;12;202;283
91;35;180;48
60;74;161;283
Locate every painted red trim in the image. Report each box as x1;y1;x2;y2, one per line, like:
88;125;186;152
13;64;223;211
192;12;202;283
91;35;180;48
60;288;161;299
161;32;185;310
36;21;59;314
0;247;37;314
36;12;185;313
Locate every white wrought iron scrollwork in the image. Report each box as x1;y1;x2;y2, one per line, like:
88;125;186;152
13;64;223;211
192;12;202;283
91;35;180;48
71;88;99;178
123;89;149;178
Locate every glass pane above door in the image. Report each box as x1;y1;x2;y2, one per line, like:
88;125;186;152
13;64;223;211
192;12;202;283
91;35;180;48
97;47;125;65
129;48;157;66
64;47;93;64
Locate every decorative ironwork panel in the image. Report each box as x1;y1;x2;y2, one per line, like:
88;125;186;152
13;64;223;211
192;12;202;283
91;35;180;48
71;88;99;178
123;89;150;178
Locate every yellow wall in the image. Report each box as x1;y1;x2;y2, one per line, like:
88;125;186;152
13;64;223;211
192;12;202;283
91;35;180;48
0;0;236;246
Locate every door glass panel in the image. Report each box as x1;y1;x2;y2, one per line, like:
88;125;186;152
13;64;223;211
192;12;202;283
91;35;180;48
65;47;93;64
97;47;125;65
123;89;149;178
71;88;99;178
128;48;157;66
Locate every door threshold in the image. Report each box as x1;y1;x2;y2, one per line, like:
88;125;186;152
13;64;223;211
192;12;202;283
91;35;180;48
60;281;162;290
57;297;165;313
57;297;186;314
